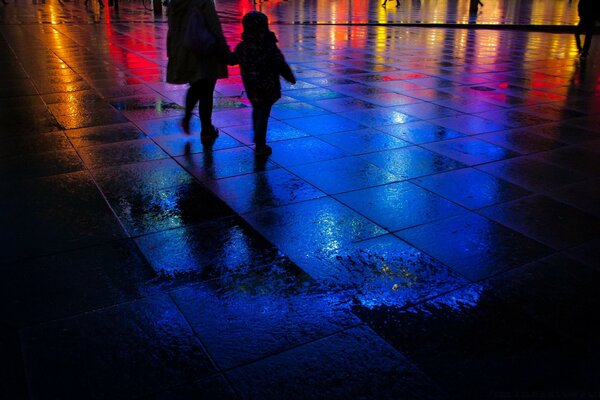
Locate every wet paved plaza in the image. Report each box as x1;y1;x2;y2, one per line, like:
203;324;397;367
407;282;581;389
1;0;600;399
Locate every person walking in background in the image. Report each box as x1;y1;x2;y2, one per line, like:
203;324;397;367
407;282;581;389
468;0;483;22
228;11;296;156
469;0;483;13
166;0;229;138
575;0;600;60
382;0;400;7
84;0;105;8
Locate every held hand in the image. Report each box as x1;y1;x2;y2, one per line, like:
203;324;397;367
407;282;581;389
225;49;238;66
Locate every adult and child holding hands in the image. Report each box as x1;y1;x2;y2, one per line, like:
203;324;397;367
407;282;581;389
166;0;296;156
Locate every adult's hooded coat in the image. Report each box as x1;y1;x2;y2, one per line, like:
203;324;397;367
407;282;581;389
166;0;228;84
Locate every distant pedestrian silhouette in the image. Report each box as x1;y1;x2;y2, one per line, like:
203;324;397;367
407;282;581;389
382;0;400;7
468;0;483;23
469;0;483;13
575;0;600;59
228;11;296;156
84;0;104;8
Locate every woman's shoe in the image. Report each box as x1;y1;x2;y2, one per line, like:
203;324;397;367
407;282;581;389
254;144;272;155
201;125;219;139
181;118;191;135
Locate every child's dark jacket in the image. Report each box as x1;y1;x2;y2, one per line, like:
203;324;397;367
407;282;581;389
231;12;295;107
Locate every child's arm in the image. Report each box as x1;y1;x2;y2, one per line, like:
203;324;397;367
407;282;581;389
273;46;296;84
280;59;296;84
226;45;240;66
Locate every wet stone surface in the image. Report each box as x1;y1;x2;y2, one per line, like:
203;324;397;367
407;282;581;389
0;131;73;159
176;147;279;181
91;158;196;197
270;102;330;120
106;181;234;237
0;171;126;264
313;97;379;113
171;262;359;370
318;128;411;155
477;156;589;192
396;213;553;282
0;148;84;182
135;216;285;284
306;234;469;310
136;116;200;137
284;113;365;135
77;138;168;169
482;253;600;343
142;374;238;400
268;136;348;167
0;107;62;134
361;146;467;180
0;240;154;327
65;123;148;148
339;107;417;127
475;127;569;155
378;120;466;144
288;156;400;194
2;2;600;398
533;123;600;144
422;136;519;165
335;181;467;231
222;121;308;145
206;168;326;215
534;143;600;177
20;295;216;400
412;168;532;210
479;195;600;250
153;131;243;157
110;95;185;121
429;114;509;135
547;178;600;218
227;325;446;400
54;108;130;130
245;197;388;278
393;102;463;120
354;285;598;398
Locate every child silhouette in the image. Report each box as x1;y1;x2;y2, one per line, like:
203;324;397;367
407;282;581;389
229;11;296;155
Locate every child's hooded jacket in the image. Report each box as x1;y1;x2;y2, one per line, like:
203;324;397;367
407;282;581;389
232;11;296;106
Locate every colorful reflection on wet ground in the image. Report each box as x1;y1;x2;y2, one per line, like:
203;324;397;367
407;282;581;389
1;0;599;399
0;0;585;25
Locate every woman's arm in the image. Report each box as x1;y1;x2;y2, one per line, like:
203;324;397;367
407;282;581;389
202;0;229;53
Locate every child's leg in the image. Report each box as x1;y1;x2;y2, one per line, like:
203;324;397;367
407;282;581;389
252;103;272;147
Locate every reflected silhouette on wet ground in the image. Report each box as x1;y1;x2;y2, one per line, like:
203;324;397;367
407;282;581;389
1;0;600;399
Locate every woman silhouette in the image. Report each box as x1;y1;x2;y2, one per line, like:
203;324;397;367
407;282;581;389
166;0;230;137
